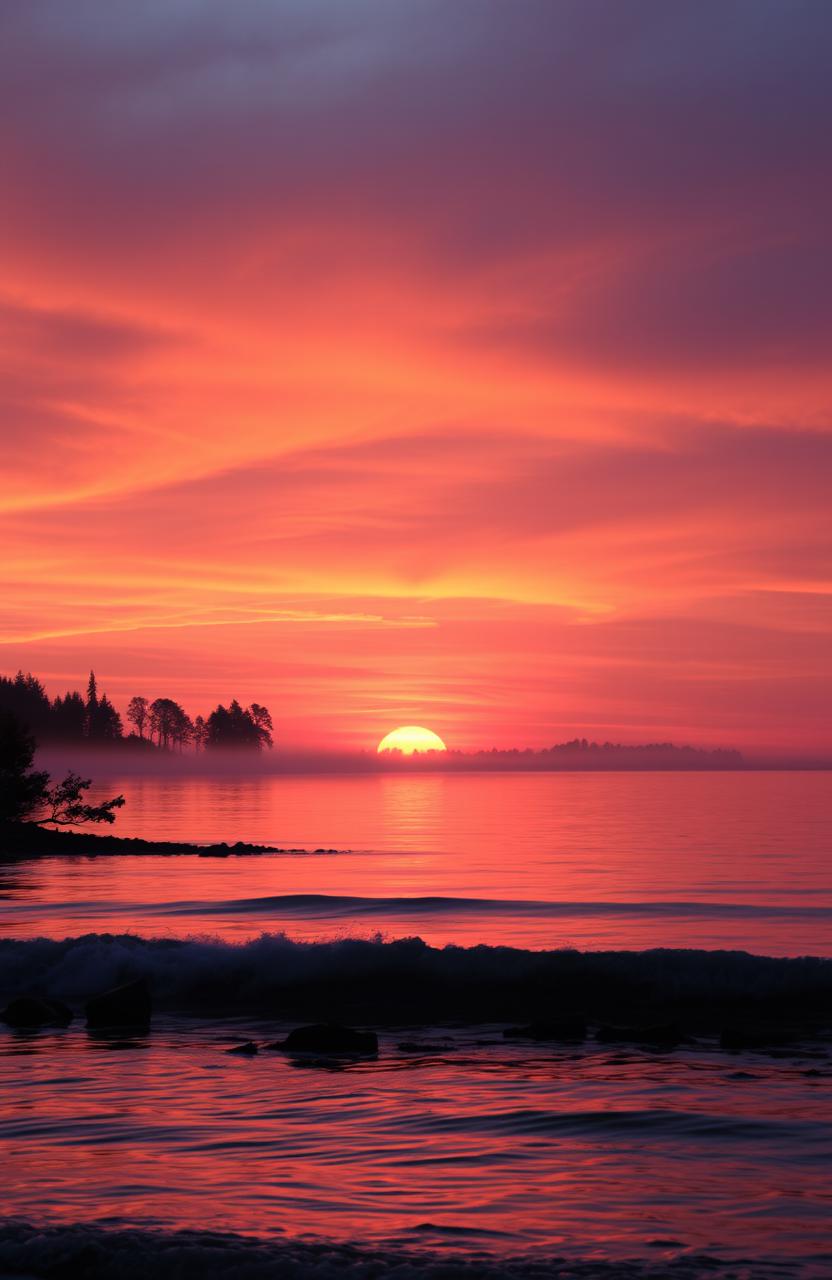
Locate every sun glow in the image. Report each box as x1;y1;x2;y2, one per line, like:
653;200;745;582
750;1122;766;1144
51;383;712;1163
377;725;447;755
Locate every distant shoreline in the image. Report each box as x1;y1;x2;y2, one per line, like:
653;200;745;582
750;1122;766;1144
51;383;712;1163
32;747;832;776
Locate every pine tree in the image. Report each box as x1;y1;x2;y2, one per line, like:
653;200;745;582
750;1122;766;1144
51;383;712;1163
85;671;98;738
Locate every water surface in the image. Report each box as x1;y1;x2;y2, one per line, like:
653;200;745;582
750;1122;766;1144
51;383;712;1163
2;769;830;1277
2;771;829;954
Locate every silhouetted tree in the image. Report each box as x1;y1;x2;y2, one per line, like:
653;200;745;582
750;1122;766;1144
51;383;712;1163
2;668;282;757
249;703;274;749
0;713;124;826
32;772;125;826
205;699;272;750
149;697;190;750
89;693;123;742
0;713;49;823
86;670;98;721
51;691;87;740
192;715;208;752
0;671;53;737
126;695;150;740
174;710;194;752
85;671;122;741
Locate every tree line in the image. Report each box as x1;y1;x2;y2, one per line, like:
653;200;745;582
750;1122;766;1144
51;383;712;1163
0;671;273;751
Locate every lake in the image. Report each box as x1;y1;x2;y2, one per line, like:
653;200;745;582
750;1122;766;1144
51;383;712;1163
1;769;830;1278
2;769;830;954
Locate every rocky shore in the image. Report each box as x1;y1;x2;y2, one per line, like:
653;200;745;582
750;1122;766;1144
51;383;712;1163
0;821;340;860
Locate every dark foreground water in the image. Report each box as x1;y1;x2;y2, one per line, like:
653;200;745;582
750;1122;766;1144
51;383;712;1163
1;1013;830;1278
1;770;830;1277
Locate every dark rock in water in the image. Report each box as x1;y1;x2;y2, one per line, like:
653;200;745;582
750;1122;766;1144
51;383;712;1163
720;1023;805;1052
225;1040;258;1056
1;996;73;1028
85;978;151;1029
272;1024;378;1055
503;1017;586;1042
397;1040;457;1053
597;1022;682;1047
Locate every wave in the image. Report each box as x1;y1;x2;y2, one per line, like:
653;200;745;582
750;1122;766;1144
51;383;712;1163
0;1220;825;1280
153;893;832;920
396;1105;829;1144
1;932;830;1026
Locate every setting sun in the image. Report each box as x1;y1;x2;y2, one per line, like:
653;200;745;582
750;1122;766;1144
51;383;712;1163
377;726;447;755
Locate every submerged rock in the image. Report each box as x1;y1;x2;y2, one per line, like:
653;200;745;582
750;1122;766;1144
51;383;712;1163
270;1024;378;1055
503;1017;587;1042
596;1022;682;1047
85;978;151;1030
1;996;73;1028
225;1041;259;1056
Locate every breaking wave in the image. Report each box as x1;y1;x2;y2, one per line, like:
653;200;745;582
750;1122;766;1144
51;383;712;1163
1;932;830;1023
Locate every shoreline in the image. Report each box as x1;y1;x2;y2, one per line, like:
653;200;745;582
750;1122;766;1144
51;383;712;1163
0;1219;817;1280
0;822;340;860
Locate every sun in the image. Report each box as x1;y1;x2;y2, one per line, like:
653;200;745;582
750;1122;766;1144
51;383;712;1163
377;725;447;755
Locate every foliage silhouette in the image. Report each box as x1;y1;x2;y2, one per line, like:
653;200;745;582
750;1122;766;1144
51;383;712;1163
33;771;125;827
206;699;273;750
51;690;87;740
149;698;193;750
0;672;52;737
126;695;150;739
0;713;50;823
1;668;277;754
192;714;208;751
86;671;123;742
0;713;124;827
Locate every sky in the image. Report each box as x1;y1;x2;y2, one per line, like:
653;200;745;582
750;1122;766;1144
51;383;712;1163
1;0;831;754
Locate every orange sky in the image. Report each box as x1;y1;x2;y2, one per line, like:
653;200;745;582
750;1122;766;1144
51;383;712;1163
1;2;830;752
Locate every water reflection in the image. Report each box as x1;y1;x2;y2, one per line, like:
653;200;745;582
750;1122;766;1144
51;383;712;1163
0;1018;829;1263
1;772;830;954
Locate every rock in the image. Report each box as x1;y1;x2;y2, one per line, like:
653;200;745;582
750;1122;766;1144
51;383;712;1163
503;1017;587;1042
85;978;151;1030
597;1022;682;1047
1;996;73;1028
271;1024;378;1055
397;1041;456;1053
720;1023;804;1052
225;1041;258;1056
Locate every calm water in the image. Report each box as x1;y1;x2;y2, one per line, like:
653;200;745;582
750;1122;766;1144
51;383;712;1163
2;770;830;953
0;1019;830;1272
1;770;830;1276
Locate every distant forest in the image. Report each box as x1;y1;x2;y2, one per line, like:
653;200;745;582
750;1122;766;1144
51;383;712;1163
0;671;273;752
429;740;744;770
